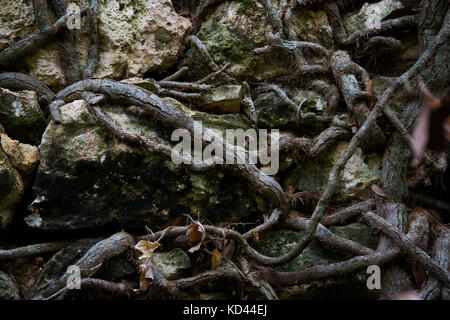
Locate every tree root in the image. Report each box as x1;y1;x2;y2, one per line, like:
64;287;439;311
0;10;86;68
0;72;55;105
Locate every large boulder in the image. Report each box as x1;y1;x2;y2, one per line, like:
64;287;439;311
26;98;263;232
0;88;47;145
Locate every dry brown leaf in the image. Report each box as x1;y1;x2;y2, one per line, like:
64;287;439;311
251;230;259;243
135;240;160;261
136;263;154;293
186;221;206;252
365;80;374;96
188;241;203;253
211;249;222;270
134;240;160;293
186;221;205;242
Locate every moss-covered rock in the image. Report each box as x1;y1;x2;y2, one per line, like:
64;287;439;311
290;8;334;49
254;227;380;299
254;89;328;131
284;141;381;202
152;248;191;280
180;1;333;82
27;99;263;232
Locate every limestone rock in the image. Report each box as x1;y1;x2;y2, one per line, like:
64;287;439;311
152;248;191;280
24;44;67;90
27;99;262;231
290;8;334;49
0;133;40;175
0;88;47;145
0;0;34;51
197;85;242;114
343;0;404;34
0;148;24;231
1;0;192;87
83;0;192;79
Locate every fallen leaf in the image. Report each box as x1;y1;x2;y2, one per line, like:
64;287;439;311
188;241;203;253
286;185;295;194
251;230;259;243
211;249;222;270
365;80;374;96
134;240;160;293
135;263;154;293
186;221;206;252
186;221;205;242
134;240;160;261
412;262;427;289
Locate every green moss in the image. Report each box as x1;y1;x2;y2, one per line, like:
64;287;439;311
199;21;248;65
236;0;255;13
294;10;310;26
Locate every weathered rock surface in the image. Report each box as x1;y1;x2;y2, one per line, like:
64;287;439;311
343;0;404;34
284;141;381;202
0;147;24;232
181;1;333;82
1;0;192;87
197;85;242;114
27;99;262;232
0;271;20;300
254;89;328;130
0;133;40;176
0;88;47;145
0;0;34;51
152;248;191;280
